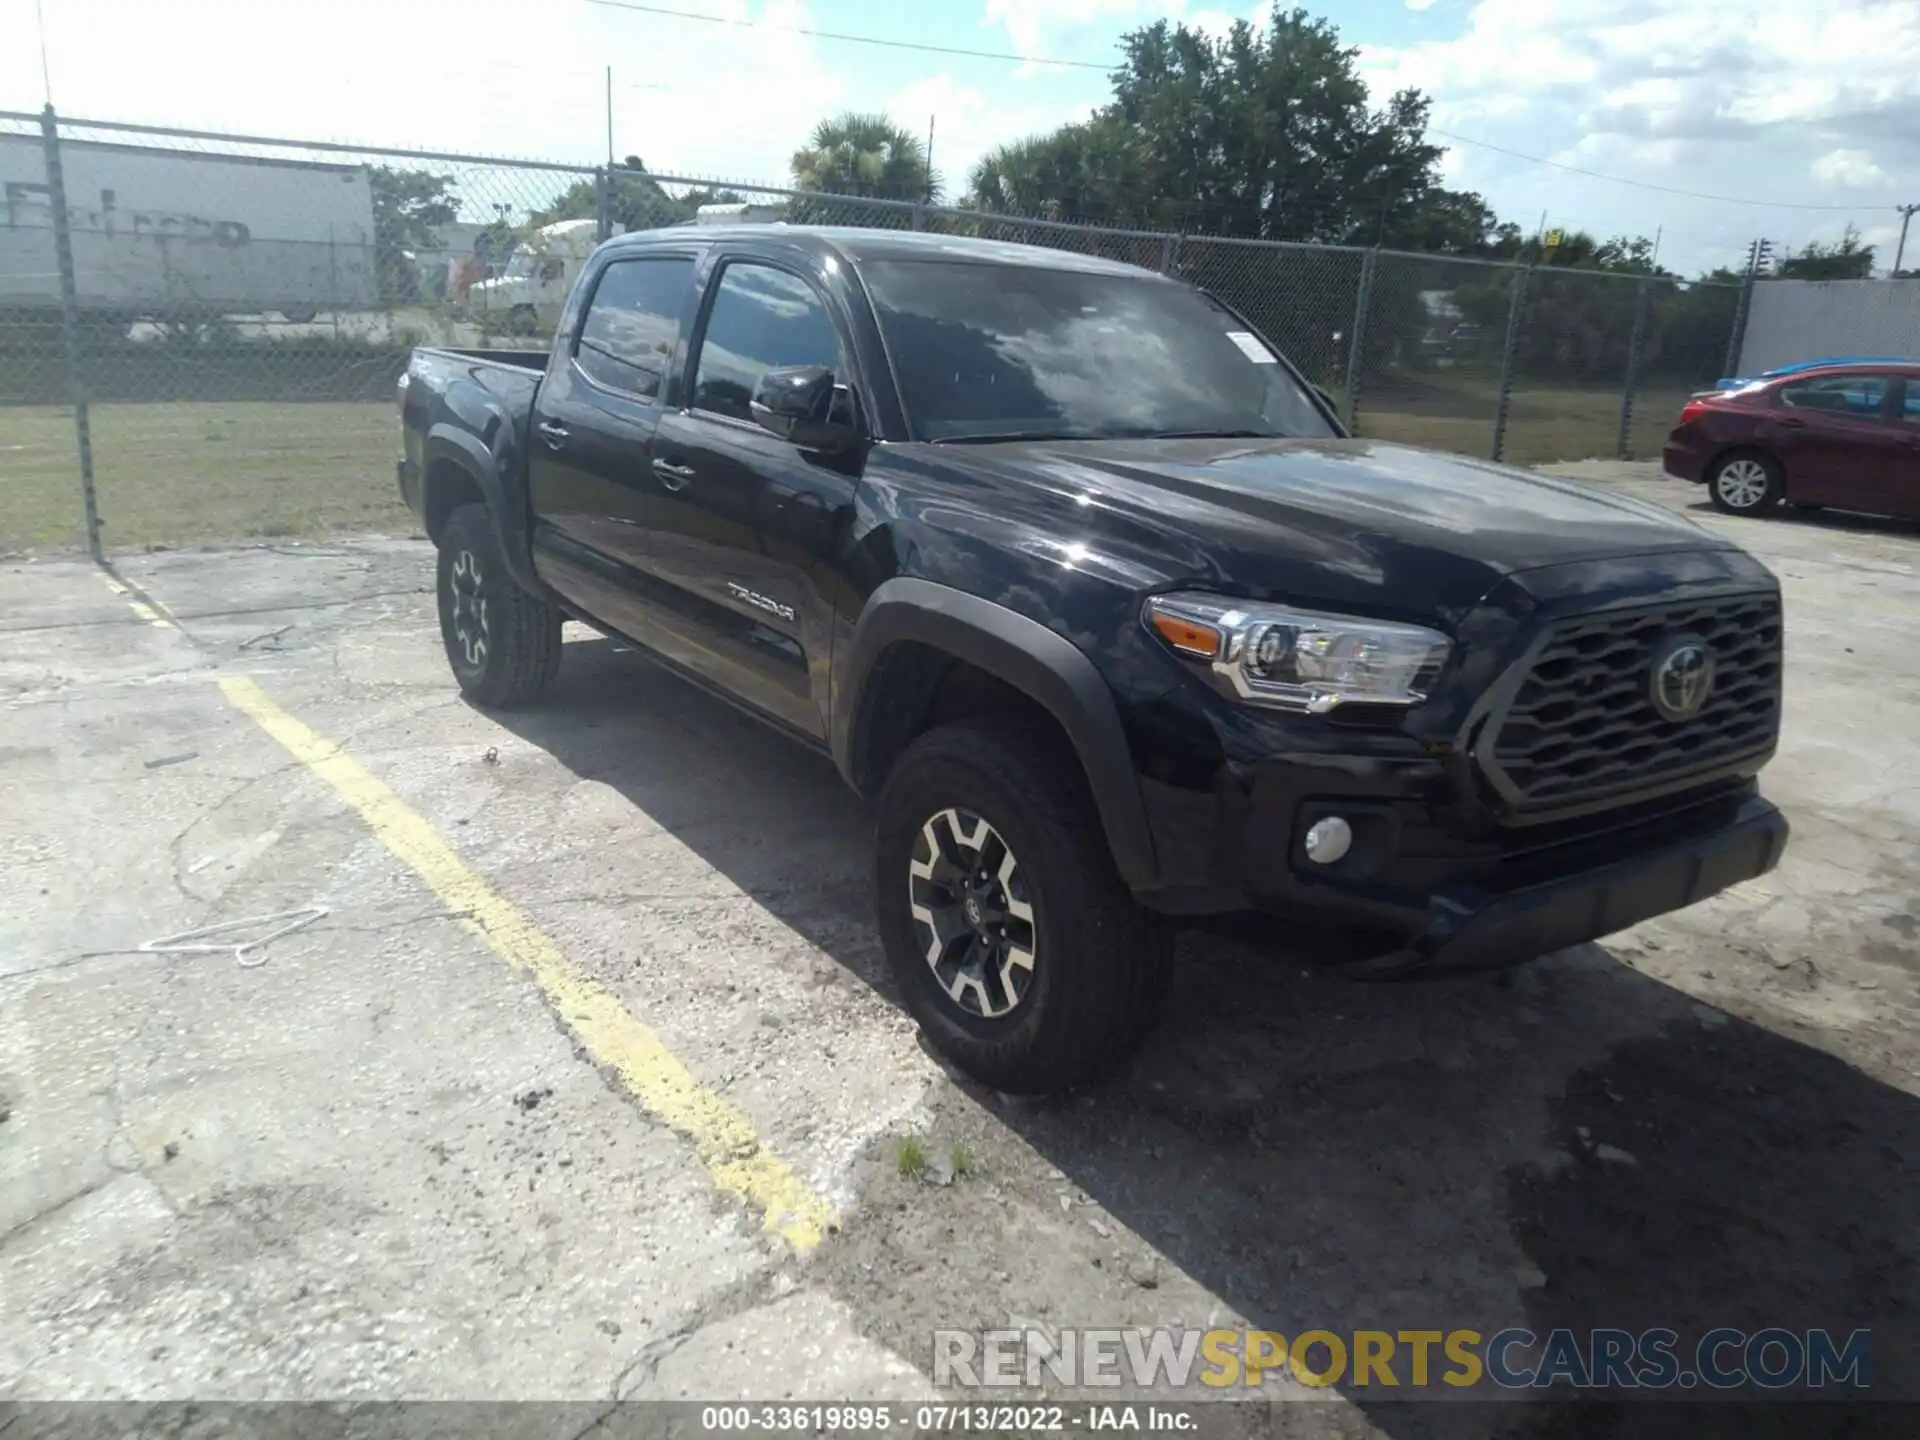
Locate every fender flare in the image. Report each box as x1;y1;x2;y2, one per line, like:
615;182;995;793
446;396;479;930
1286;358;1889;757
833;578;1160;892
422;422;542;594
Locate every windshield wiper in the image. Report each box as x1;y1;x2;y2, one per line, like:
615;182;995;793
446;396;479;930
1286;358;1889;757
931;427;1285;445
1132;428;1279;440
931;431;1107;445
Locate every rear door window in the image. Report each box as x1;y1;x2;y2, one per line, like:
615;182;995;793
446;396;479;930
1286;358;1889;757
1898;381;1920;425
1777;374;1890;417
574;256;693;400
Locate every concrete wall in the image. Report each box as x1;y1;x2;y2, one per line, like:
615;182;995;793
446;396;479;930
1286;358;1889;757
1738;278;1920;374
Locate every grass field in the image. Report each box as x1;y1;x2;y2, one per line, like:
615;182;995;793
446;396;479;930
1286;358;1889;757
3;402;409;552
2;382;1693;553
1356;375;1693;468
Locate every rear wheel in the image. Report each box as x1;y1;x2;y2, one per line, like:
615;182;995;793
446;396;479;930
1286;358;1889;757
436;503;562;708
1707;450;1783;515
875;717;1171;1094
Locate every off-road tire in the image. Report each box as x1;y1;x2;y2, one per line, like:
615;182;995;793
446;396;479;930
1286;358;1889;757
1707;449;1784;515
436;502;562;708
875;716;1171;1094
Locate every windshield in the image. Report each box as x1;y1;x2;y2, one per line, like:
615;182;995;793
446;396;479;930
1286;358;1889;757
862;259;1336;444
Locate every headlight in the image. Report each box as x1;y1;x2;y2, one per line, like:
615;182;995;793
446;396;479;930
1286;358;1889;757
1143;592;1450;713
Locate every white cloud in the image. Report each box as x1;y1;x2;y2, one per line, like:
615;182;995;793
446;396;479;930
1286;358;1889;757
1;0;851;190
1360;0;1920;271
1809;148;1888;189
1858;220;1900;246
981;0;1265;60
884;74;1091;199
1404;0;1441;10
5;0;1917;274
982;0;1161;61
1190;5;1273;42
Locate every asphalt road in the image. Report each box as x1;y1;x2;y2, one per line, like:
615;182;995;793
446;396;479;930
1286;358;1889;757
2;464;1915;1431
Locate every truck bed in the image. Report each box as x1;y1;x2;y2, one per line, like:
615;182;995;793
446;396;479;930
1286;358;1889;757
416;346;549;373
407;346;545;428
399;346;548;540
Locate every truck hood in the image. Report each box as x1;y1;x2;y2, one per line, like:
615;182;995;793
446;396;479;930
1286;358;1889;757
931;436;1740;627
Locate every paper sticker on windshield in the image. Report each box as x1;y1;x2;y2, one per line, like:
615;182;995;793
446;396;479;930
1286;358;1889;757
1226;330;1277;364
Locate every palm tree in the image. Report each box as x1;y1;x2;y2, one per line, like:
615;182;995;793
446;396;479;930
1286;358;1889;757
967;118;1147;225
790;113;939;202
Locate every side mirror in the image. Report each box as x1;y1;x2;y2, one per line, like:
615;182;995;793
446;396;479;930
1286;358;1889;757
751;365;856;452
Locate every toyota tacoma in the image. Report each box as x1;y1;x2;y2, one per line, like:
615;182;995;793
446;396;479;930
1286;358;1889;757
398;227;1789;1093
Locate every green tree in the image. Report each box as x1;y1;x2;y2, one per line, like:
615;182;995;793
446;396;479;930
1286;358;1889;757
1775;225;1875;280
1444;230;1746;386
1099;6;1447;241
963;5;1519;258
1645;274;1743;381
369;166;458;302
532;157;747;232
967;116;1144;222
1447;231;1624;382
1387;189;1524;257
790;113;939;202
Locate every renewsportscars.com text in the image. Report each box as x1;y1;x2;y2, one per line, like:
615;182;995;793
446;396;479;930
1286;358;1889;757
932;1327;1872;1392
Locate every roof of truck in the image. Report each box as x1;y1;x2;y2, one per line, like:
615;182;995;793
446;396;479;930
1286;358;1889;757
610;224;1162;278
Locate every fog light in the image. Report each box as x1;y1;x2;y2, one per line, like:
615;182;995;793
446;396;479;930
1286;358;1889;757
1304;816;1352;864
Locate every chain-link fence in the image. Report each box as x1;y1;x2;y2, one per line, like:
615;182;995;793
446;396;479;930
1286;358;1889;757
3;106;1749;556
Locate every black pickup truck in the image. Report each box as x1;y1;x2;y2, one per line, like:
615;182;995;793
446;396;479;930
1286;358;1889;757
398;226;1788;1093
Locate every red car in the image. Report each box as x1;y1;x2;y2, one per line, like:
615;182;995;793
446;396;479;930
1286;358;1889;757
1662;361;1920;519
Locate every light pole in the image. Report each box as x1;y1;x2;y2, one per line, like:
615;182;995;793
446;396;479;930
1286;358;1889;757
1896;203;1919;276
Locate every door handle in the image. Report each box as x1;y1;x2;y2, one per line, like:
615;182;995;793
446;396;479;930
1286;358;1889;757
535;420;569;450
1779;417;1807;430
652;457;696;491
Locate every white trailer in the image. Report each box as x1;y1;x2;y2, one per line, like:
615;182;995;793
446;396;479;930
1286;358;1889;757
0;133;377;322
693;202;786;226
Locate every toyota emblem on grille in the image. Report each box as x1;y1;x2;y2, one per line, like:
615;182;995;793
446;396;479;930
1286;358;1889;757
1649;636;1715;721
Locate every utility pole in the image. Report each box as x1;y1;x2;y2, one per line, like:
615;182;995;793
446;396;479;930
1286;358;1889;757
1724;237;1773;379
34;0;54;101
606;66;614;168
1896;203;1919;276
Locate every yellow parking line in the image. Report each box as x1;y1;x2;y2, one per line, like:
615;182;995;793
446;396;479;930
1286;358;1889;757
218;675;838;1253
96;568;178;629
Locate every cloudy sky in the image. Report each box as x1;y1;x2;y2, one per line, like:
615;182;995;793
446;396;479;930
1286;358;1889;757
3;0;1916;276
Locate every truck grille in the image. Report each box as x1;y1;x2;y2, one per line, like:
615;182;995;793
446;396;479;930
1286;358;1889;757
1485;592;1782;807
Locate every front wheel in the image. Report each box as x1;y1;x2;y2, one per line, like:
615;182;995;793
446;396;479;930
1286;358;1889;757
1707;451;1783;515
436;503;562;708
875;718;1171;1094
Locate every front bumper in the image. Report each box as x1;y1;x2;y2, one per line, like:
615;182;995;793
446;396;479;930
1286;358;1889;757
1368;795;1788;974
1139;760;1787;974
1122;548;1785;970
